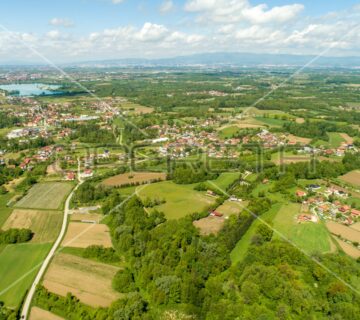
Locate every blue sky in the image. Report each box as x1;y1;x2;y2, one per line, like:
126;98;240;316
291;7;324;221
0;0;359;62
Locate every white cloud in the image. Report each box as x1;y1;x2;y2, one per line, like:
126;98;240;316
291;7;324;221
242;4;304;24
160;0;174;13
135;22;169;42
219;24;235;34
112;0;125;4
1;4;360;63
49;18;74;28
184;0;303;24
46;30;61;40
185;0;221;12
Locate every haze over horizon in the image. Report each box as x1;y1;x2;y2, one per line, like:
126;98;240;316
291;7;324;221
0;0;360;64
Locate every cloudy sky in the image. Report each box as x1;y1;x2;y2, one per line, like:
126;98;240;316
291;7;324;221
0;0;359;63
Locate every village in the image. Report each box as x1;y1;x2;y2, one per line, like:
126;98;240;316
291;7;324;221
296;185;360;226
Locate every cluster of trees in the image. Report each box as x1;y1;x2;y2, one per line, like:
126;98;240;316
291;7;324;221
283;121;359;140
0;165;22;193
109;197;230;311
68;123;115;144
260;153;360;185
219;198;271;250
102;195;273;318
0;228;32;244
204;238;360;319
33;287;112;320
141;197;166;208
72;181;117;206
0;137;55;153
0;301;17;320
171;163;218;184
15;162;49;192
82;245;120;264
0;112;19;129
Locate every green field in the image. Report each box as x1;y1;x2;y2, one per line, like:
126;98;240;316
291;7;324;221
137;181;216;219
272;203;331;254
219;125;241;138
208;172;240;190
255;117;287;127
15;182;73;210
0;243;51;308
327;132;345;148
231;203;282;264
271;151;311;164
0;193;15;227
346;197;360;208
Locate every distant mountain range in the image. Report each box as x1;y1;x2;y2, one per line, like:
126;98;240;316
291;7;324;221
1;52;360;68
70;52;360;68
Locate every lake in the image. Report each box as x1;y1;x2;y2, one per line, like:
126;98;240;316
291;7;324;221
0;83;62;96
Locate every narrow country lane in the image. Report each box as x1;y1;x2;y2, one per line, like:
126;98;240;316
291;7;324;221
20;159;84;319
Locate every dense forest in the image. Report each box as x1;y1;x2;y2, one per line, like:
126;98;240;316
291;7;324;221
35;193;360;319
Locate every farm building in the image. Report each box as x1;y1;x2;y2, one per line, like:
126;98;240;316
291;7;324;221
210;211;223;217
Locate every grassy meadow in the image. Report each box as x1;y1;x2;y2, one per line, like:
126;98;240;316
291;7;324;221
272;203;331;254
0;243;51;308
15;182;73;210
136;181;216;219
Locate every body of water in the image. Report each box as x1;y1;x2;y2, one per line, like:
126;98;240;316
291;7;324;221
0;83;62;96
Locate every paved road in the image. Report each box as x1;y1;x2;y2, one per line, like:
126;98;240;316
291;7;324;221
21;161;83;319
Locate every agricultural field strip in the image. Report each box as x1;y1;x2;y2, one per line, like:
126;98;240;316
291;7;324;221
326;221;360;243
20;178;81;319
15;183;73;210
42;253;121;307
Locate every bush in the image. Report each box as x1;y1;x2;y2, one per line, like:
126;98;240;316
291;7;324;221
82;245;120;263
0;228;32;244
113;268;137;293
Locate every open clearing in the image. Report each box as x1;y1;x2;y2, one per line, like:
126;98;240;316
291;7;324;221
102;171;166;187
3;209;62;243
327;132;346;148
137;181;216;219
338;133;354;144
326;221;360;243
46;162;62;175
255;117;287;127
351;222;360;232
244;107;287;116
208;172;240;190
216;200;247;217
70;213;102;223
0;243;51;308
273;203;331;254
333;237;360;259
193;216;225;235
271;152;312;165
193;200;247;235
118;100;154;115
15;182;73;210
235;122;264;128
61;222;112;248
43;253;121;307
218;118;265;130
4;177;24;192
340;170;360;187
287;134;312;144
30;307;63;320
218;125;241;138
